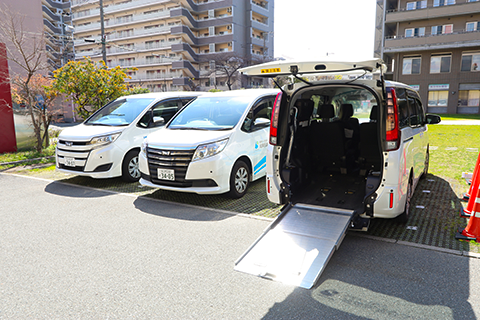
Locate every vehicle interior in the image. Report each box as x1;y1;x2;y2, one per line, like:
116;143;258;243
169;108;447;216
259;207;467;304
279;84;383;214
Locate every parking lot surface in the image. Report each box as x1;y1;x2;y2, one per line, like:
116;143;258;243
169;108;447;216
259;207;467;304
1;173;480;319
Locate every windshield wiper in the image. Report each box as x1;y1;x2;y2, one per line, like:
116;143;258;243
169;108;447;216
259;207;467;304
170;127;208;130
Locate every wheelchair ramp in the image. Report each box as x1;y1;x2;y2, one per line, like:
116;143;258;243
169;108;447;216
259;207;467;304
235;204;354;289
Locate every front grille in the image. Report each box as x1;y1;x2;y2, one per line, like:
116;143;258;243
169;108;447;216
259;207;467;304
58;139;89;146
146;146;195;187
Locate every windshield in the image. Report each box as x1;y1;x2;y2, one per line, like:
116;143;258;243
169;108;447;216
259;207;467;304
168;96;251;130
85;98;156;126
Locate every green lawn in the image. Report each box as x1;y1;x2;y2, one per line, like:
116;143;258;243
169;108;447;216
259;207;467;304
0;144;55;165
428;125;480;184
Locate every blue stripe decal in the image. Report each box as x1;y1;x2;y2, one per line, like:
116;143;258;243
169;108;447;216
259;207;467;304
254;163;266;175
254;156;267;175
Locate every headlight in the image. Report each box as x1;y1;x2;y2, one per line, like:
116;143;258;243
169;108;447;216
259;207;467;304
192;138;228;162
87;133;121;148
140;139;148;155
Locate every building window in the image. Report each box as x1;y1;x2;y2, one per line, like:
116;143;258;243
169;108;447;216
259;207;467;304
466;22;479;32
428;91;448;106
461;52;480;71
406;1;427;10
431;24;453;35
433;0;455;6
402;56;421;74
459;90;480;107
405;27;425;37
430;55;451;73
468;0;479;2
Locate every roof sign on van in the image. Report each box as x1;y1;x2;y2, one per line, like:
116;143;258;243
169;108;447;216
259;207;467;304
260;68;282;74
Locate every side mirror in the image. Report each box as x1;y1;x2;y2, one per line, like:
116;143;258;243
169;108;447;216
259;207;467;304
253;118;270;127
153;116;165;127
426;114;441;125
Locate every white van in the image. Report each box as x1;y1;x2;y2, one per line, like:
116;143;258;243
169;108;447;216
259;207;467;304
56;92;201;182
239;59;441;223
138;89;280;197
233;59;442;289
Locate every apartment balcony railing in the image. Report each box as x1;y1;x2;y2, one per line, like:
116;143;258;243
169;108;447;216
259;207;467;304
385;1;480;23
106;41;181;54
74;10;171;32
384;28;480;52
73;0;170;18
74;25;172;46
127;71;183;81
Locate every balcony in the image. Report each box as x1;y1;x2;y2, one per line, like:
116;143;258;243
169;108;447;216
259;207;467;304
74;25;172;46
74;10;171;32
384;29;480;53
127;71;183;82
386;2;480;23
72;0;171;19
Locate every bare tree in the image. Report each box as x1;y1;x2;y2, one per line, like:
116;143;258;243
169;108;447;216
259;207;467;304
201;53;249;90
0;4;52;152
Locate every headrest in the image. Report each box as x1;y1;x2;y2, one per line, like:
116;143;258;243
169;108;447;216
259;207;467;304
340;104;353;120
370;105;378;121
294;99;314;121
319;104;335;119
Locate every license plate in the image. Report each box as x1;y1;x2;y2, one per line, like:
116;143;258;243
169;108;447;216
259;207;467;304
64;157;75;167
157;168;175;181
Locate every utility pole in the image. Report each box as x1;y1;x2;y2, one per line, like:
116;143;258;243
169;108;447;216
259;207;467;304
100;0;107;64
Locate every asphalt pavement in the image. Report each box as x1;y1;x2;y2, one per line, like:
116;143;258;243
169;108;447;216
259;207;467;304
1;173;480;319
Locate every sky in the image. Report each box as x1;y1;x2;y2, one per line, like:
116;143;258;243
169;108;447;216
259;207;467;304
273;0;377;61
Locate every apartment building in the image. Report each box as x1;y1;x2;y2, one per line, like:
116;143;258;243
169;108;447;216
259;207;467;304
43;0;75;72
375;0;480;114
71;0;274;92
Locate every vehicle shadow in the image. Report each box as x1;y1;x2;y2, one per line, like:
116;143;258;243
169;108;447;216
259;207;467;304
132;195;235;222
44;180;117;198
141;178;281;218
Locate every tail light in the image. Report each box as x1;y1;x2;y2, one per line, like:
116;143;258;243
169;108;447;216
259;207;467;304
269;92;283;145
385;88;400;151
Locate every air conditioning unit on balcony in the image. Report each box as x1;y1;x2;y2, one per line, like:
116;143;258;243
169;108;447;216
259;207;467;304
227;25;232;30
227;7;232;13
228;42;232;47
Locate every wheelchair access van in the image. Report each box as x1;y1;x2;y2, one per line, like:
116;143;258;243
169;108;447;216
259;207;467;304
239;59;441;224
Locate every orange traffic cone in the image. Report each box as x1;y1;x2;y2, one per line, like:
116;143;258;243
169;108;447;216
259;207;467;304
463;152;480;202
461;152;480;217
456;183;480;242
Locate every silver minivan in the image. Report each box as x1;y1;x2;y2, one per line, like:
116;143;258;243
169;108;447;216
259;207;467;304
239;59;441;224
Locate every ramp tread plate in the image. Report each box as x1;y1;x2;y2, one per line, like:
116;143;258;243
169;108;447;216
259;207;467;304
235;206;354;289
235;229;336;289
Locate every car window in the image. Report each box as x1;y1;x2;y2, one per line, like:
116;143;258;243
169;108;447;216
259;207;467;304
137;99;179;128
85;98;156;126
168;96;251;130
415;96;425;125
242;96;274;132
396;88;410;128
407;94;420;127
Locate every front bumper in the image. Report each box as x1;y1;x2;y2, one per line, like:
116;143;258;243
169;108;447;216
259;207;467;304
139;149;232;195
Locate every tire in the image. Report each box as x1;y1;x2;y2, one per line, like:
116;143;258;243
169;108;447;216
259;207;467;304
398;176;413;223
228;160;250;198
121;150;141;183
421;148;429;179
